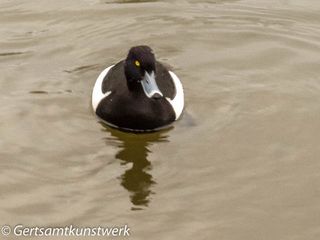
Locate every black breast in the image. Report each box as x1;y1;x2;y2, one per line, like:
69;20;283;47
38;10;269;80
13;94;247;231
96;61;177;131
96;94;175;131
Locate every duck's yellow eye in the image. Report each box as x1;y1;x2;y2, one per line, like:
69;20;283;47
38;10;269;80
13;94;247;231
135;60;140;67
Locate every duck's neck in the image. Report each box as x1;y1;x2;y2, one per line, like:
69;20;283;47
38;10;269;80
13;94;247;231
126;81;144;96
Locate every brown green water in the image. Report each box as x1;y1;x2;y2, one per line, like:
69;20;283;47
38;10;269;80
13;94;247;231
1;0;320;239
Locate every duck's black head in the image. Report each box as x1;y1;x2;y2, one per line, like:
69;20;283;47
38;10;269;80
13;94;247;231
124;45;163;99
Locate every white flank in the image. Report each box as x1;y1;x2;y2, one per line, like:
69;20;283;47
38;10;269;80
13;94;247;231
91;65;114;111
166;71;184;120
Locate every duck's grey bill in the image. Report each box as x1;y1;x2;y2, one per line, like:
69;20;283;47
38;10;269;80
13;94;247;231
141;71;163;99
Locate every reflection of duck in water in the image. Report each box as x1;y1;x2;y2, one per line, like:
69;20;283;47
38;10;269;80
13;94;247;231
105;125;170;210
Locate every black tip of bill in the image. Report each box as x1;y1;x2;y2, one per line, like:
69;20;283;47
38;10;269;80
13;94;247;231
152;93;162;99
